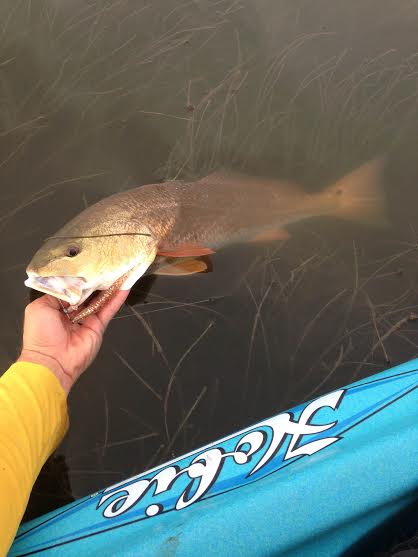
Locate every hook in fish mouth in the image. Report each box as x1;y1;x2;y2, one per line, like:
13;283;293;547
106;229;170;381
24;274;93;306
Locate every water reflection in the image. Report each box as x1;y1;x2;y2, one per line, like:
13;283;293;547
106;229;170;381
0;4;417;548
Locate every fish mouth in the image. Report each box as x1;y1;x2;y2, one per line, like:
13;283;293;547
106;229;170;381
24;255;156;312
24;274;94;306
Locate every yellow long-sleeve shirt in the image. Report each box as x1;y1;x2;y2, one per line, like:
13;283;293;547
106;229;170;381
0;362;68;556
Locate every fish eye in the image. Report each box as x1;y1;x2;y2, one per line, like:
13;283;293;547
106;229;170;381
66;246;80;257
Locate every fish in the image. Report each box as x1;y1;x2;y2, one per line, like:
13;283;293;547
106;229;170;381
24;159;386;321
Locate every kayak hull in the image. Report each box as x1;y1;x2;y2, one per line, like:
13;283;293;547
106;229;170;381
10;360;418;556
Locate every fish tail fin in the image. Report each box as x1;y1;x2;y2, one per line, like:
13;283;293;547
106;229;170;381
322;158;388;227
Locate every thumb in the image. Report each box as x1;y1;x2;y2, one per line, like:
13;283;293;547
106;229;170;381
28;294;66;312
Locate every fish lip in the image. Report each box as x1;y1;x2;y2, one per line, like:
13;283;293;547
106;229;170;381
24;274;88;305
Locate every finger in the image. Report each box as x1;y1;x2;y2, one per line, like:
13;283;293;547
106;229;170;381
96;289;130;328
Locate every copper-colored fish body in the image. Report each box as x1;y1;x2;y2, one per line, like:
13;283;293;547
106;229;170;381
25;160;386;318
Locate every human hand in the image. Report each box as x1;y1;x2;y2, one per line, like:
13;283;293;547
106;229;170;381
17;290;130;395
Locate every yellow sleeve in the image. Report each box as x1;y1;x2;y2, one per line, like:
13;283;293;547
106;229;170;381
0;362;69;557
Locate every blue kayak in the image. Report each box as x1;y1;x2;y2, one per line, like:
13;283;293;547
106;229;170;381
10;359;418;556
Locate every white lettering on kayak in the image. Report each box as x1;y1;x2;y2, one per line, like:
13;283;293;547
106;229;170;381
97;389;344;519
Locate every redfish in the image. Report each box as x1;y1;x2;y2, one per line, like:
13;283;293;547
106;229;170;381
24;159;385;321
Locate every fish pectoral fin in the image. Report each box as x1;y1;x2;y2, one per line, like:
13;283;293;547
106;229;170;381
249;227;290;243
154;257;211;276
157;243;215;257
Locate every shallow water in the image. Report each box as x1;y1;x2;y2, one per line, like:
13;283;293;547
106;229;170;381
1;0;417;550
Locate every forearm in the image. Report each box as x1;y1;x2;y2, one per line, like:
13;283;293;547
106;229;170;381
0;362;68;556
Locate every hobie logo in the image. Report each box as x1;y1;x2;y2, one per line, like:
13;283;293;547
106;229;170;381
97;389;345;520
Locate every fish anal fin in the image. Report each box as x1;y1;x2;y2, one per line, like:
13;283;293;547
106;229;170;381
249;227;290;243
157;243;215;257
154;257;210;276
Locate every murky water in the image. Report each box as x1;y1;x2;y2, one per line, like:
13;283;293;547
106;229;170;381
1;0;418;551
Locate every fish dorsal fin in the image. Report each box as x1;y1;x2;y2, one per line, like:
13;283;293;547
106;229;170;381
154;257;211;276
249;227;290;243
194;171;226;185
157;242;215;257
194;170;252;188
